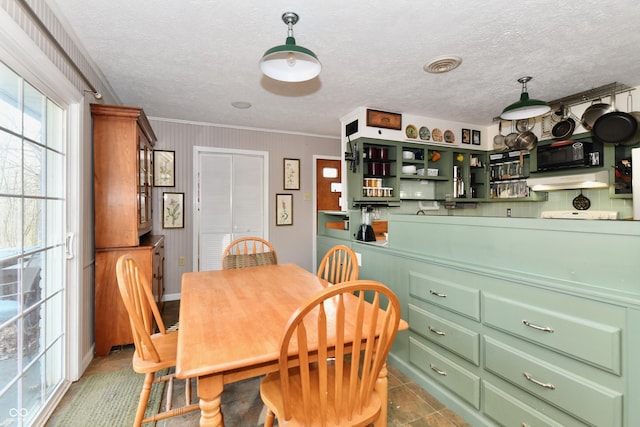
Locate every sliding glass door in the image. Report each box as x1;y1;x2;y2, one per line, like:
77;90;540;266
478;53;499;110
0;60;66;426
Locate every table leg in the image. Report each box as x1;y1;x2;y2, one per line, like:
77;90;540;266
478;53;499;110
375;363;388;427
197;375;225;427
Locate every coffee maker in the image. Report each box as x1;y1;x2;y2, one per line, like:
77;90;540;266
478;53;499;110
355;206;376;242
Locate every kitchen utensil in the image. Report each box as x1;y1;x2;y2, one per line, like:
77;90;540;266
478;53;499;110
580;98;612;130
572;190;591;210
504;121;519;149
493;121;506;151
515;118;534;132
552;105;575;139
593;90;638;145
514;130;538;151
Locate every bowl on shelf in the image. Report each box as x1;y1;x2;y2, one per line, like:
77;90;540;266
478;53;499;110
402;165;417;174
402;151;415;160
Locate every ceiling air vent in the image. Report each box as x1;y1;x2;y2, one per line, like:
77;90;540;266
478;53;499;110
423;55;462;74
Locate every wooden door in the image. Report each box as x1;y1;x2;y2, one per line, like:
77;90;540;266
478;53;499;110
316;159;342;212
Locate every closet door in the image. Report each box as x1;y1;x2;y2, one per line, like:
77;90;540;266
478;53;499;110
197;151;265;271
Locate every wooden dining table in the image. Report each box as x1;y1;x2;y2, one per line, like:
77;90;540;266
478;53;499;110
175;263;406;427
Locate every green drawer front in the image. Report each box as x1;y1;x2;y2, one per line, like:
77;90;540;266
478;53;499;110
484;336;622;427
483;381;567;427
483;293;622;374
408;304;479;365
409;336;480;409
409;272;480;321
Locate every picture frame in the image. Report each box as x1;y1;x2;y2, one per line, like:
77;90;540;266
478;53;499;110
366;109;402;130
472;130;481;145
283;158;300;190
276;193;293;226
153;150;175;187
462;128;471;144
162;192;184;229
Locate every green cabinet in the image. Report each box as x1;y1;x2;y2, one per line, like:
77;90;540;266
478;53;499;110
333;215;640;427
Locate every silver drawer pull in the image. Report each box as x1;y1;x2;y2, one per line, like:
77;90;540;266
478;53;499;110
523;372;555;390
429;363;447;376
429;290;447;298
522;320;554;333
428;325;445;336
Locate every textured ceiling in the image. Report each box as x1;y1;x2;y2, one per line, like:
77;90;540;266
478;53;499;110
50;0;640;138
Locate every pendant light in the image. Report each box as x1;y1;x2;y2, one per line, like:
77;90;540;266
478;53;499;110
500;76;550;120
259;12;321;83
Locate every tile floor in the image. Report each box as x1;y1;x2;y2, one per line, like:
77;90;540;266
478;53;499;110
48;301;471;426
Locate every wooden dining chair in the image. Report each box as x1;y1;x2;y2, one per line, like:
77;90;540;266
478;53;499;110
317;245;359;285
115;254;199;426
221;236;278;269
260;280;401;427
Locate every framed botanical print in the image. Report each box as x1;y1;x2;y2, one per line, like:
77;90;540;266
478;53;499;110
162;192;184;228
283;158;300;190
276;193;293;226
154;150;175;187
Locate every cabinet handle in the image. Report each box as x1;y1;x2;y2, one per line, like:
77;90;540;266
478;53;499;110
523;372;555;390
428;325;446;336
429;363;447;376
522;320;554;333
429;290;447;298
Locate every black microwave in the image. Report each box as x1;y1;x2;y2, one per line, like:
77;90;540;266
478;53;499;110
537;139;603;171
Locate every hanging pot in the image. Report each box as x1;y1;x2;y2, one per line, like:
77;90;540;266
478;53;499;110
581;98;612;131
552;116;575;140
514;131;538;151
592;91;638;145
504;121;519;149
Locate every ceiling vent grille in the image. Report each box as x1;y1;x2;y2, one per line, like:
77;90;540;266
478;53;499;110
423;55;462;74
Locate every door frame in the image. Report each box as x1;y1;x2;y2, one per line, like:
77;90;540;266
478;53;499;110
312;155;343;272
192;146;269;271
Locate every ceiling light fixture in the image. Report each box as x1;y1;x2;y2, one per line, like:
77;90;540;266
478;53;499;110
500;76;551;120
259;12;321;83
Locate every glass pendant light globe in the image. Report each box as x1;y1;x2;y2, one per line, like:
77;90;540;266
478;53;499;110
500;77;550;120
259;12;321;83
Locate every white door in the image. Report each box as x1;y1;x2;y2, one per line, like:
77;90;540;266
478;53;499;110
194;147;268;271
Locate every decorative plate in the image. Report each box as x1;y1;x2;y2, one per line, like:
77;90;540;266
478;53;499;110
432;128;443;142
444;130;455;143
419;126;430;141
405;124;418;139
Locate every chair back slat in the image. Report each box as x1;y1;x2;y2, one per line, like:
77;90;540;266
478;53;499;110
116;255;165;362
276;280;401;425
317;245;359;285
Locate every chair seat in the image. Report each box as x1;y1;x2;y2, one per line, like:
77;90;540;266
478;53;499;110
260;361;382;427
132;331;179;374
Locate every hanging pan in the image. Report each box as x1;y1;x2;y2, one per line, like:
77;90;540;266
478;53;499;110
551;105;575;140
493;121;506;151
592;91;638;145
580;98;612;131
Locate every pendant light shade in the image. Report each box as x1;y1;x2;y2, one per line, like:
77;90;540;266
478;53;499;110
259;12;321;83
500;76;550;120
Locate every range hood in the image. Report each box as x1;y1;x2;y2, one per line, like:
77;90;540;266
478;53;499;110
526;170;609;191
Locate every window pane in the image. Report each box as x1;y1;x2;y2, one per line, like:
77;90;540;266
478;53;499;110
46;150;64;198
0;196;21;258
46;100;64;153
23;198;43;251
0;378;19;425
23;140;43;197
0;62;21;134
322;167;338;178
22;356;43;424
0;131;22;195
45;246;64;297
23;82;44;144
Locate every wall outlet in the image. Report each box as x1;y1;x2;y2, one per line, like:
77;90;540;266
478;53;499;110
507;208;512;217
178;256;186;266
